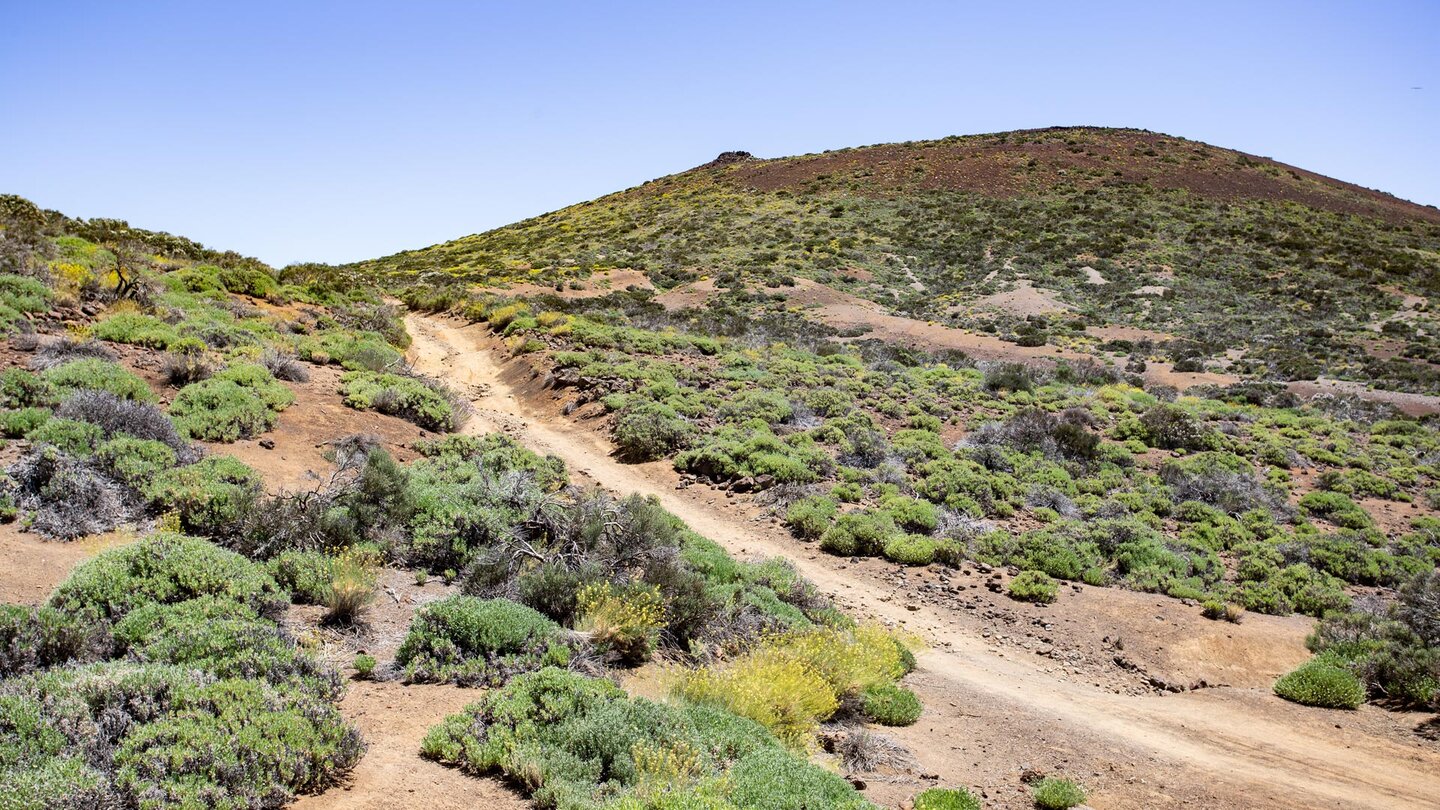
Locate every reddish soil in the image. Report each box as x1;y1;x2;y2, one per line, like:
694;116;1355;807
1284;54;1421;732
708;128;1440;226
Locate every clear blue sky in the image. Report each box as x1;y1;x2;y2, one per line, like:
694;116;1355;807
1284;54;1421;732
2;1;1436;267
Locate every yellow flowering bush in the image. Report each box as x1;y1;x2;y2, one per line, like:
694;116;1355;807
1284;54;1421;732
576;581;666;663
671;647;838;749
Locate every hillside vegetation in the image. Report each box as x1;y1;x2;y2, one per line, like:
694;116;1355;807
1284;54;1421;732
351;127;1440;391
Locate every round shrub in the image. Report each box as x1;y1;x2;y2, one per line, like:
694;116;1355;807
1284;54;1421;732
1032;777;1086;809
95;436;177;489
1273;656;1366;709
613;401;694;461
143;456;262;536
915;787;982;810
26;417;103;456
861;683;922;726
170;379;277;441
820;511;899;557
44;359;156;403
1008;570;1059;604
785;495;838;541
883;535;939;566
48;533;286;622
396;596;565;685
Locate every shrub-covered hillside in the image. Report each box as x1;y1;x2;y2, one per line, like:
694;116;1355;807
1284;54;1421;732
347;127;1440;392
0;194;980;809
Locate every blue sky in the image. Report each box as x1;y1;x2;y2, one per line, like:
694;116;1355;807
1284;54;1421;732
2;1;1436;267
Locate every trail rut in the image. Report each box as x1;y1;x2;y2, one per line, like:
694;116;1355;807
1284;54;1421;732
406;313;1440;810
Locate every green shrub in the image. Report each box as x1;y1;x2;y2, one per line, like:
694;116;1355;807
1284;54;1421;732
883;535;939;566
25;417;102;456
785;495;838;541
395;595;565;685
43;359;155;403
143;456;262;536
169;379;278;441
353;654;377;679
210;362;295;410
1032;777;1086;809
267;549;335;604
340;371;462;432
0;406;49;438
0;604;96;676
820;511;900;557
726;746;875;810
914;787;982;810
1298;491;1374;530
1008;570;1059;604
0;368;54;409
93;312;180;349
422;667;871;810
112;596;340;699
47;533;286;622
95;436;176;489
613;401;695;461
1273;655;1367;709
861;683;922;726
112;676;361;808
1200;600;1243;623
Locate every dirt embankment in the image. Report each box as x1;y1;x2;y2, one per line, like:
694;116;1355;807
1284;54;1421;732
402;312;1440;810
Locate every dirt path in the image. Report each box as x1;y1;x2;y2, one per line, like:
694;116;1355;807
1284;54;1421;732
406;313;1440;810
291;682;525;810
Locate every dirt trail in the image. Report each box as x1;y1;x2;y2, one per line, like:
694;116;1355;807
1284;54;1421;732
406;313;1440;810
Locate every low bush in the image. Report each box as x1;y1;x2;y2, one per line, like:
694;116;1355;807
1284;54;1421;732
785;495;838;541
861;683;922;726
395;595;567;685
884;535;940;566
1200;600;1243;623
0;604;98;676
1008;570;1059;604
1273;656;1367;709
56;390;190;453
421;667;872;810
575;581;666;664
1139;404;1213;451
143;456;262;536
169;379;278;441
914;787;982;810
0;367;54;409
47;532;287;621
613;401;695;461
94;436;176;489
8;448;131;539
0;406;49;438
112;596;340;698
262;349;311;382
27;336;115;371
820;511;900;557
268;550;335;603
340;371;464;432
353;653;377;679
25;417;102;456
92;312;180;349
1032;777;1087;809
672;646;839;748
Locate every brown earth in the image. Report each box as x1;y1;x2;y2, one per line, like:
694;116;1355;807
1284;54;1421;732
397;312;1440;810
711;127;1440;226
